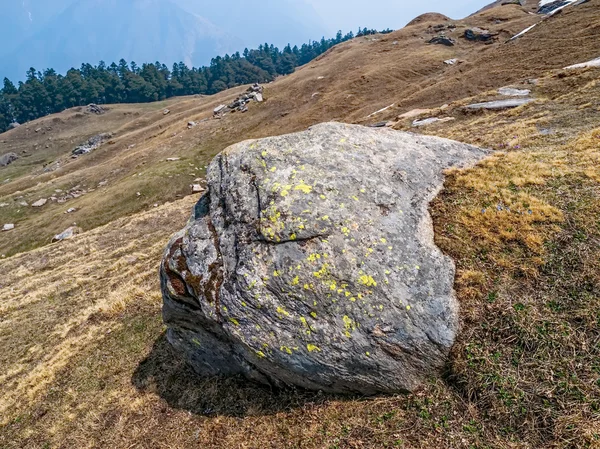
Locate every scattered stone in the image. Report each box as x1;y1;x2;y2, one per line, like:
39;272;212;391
464;28;495;42
465;98;534;110
19;201;28;207
32;198;48;207
163;109;171;115
86;104;105;115
8;122;20;130
428;36;455;46
35;127;42;133
2;224;14;231
192;184;205;193
412;117;455;127
0;203;8;207
166;158;181;162
66;208;77;213
564;57;600;70
187;121;197;129
368;121;389;128
498;87;531;96
254;93;264;103
0;153;19;167
52;226;81;243
213;105;227;115
311;92;320;98
72;133;113;156
98;180;108;187
160;122;490;395
501;0;522;5
444;58;458;65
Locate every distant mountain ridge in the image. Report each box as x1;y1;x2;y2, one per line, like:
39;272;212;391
0;0;326;81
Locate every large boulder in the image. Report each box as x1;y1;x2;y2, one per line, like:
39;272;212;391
160;122;490;394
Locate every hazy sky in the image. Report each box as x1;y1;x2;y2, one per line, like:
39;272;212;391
305;0;492;33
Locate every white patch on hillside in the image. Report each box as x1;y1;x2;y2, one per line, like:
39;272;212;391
509;24;537;41
565;57;600;70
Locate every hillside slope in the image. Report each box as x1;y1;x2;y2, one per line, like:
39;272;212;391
0;2;599;447
1;0;597;257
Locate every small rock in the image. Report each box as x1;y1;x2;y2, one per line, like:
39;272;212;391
52;226;81;242
214;105;227;115
444;58;458;65
428;36;455;46
35;128;42;133
187;122;197;129
163;109;171;115
66;208;77;213
2;224;14;231
498;87;531;97
8;122;20;130
464;28;494;42
0;203;7;207
19;201;28;207
166;158;181;162
254;93;263;102
192;184;205;193
0;153;19;167
32;198;48;207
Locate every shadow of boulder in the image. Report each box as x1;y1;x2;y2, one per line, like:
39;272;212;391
132;333;339;417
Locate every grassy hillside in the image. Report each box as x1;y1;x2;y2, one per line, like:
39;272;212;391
0;1;599;447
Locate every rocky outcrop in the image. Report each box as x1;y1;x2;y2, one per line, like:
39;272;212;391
466;98;533;110
86;104;105;115
428;36;455;46
214;84;265;117
0;152;19;167
72;133;113;156
160;122;490;395
464;28;495;42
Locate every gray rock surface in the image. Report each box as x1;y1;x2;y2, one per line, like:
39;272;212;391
52;226;81;242
160;122;490;394
466;98;533;110
0;152;19;167
2;224;14;231
72;133;113;156
428;36;455;46
31;198;48;207
498;87;531;97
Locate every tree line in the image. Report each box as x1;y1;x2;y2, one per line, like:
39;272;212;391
0;27;392;133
